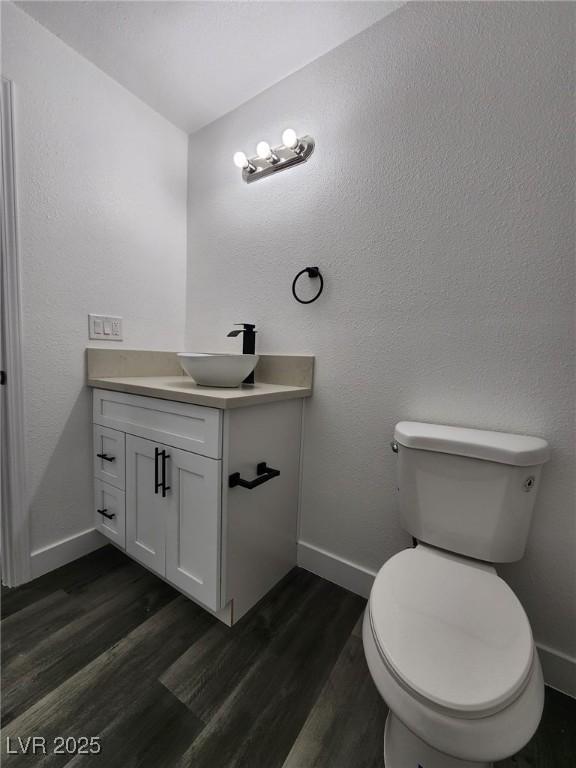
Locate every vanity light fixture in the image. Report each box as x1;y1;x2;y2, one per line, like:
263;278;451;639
232;128;315;183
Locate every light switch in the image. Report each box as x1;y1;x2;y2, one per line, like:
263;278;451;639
89;314;123;341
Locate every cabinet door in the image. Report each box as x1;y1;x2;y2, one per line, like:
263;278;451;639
125;435;166;576
94;480;126;548
165;447;221;611
93;425;125;489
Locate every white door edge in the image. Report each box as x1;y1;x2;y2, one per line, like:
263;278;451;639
0;77;30;587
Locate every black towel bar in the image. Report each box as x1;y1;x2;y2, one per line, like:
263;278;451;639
229;462;280;490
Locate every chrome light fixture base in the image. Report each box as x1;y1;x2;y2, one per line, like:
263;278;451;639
242;135;315;184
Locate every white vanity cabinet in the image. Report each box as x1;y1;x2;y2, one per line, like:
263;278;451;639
92;387;303;624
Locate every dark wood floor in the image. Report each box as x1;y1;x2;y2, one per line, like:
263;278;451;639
1;546;574;767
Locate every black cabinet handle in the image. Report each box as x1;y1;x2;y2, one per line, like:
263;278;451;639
154;447;161;495
161;450;171;497
154;447;171;497
96;453;116;463
97;508;115;520
229;462;280;490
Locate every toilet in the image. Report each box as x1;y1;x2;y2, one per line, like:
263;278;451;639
363;421;550;768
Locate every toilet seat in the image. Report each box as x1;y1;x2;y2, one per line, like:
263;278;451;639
363;607;544;763
369;545;533;717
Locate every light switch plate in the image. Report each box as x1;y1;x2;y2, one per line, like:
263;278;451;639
89;314;123;341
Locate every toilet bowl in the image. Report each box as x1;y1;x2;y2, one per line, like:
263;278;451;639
363;545;544;767
363;421;550;767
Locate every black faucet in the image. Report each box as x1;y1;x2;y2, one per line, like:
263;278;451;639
227;324;257;384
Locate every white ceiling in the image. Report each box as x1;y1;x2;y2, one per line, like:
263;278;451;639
17;1;403;134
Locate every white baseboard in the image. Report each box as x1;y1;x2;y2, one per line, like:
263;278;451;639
297;539;576;699
536;643;576;699
297;540;377;599
30;528;107;580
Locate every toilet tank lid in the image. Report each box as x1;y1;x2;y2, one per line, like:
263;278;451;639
394;422;550;466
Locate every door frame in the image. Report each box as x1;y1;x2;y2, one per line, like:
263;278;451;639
1;77;30;586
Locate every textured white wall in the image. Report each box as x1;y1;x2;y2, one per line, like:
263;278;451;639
186;2;575;657
2;4;188;552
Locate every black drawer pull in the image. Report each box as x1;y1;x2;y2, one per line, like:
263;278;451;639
97;508;115;520
96;453;116;463
229;462;280;490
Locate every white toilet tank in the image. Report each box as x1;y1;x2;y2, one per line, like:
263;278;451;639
394;422;550;563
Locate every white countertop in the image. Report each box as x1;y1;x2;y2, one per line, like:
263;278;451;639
87;375;312;409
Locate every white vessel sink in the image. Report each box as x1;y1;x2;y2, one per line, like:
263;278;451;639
177;353;259;388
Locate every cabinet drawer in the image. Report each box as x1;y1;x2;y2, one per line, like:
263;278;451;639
94;479;126;548
93;389;222;459
93;425;125;489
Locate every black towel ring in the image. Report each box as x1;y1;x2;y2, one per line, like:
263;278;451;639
292;266;324;305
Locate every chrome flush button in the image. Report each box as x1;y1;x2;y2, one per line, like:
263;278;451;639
523;475;536;492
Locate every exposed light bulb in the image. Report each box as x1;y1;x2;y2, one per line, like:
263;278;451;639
256;141;272;160
233;151;249;169
282;128;299;150
256;140;280;164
